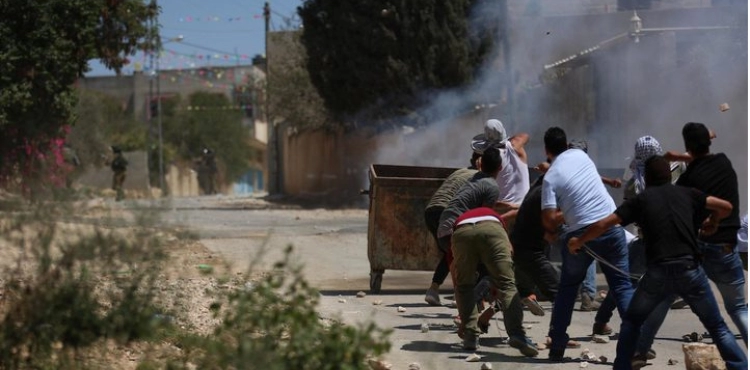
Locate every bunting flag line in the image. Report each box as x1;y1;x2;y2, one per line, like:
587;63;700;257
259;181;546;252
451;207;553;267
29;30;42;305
178;14;263;22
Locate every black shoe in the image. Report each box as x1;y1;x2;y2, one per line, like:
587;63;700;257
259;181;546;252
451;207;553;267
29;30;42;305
592;322;613;336
463;334;479;351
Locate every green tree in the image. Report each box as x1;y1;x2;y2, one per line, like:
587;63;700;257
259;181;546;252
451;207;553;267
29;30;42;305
162;92;253;183
298;0;491;123
266;32;332;131
0;0;155;191
70;90;147;168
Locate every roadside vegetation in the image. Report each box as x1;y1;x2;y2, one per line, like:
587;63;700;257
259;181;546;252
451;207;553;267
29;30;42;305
0;199;390;369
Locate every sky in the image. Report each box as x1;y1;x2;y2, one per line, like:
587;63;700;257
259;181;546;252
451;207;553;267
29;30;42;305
85;0;303;77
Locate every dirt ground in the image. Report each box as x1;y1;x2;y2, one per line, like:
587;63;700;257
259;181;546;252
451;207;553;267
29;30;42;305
82;237;229;369
0;193;249;369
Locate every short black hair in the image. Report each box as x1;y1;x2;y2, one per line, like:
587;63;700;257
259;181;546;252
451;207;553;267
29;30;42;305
544;127;568;156
644;155;671;187
682;122;710;156
481;147;502;174
469;152;481;169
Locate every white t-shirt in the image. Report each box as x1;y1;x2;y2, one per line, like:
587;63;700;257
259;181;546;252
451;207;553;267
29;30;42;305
542;148;616;232
495;141;530;205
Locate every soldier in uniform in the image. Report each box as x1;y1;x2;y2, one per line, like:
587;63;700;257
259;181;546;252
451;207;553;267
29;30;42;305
197;148;218;195
109;146;128;201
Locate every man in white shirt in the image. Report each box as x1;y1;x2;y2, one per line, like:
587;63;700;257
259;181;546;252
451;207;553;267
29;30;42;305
471;119;543;315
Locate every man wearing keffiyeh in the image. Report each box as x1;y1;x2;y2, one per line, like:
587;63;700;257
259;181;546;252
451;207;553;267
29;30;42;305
629;136;664;194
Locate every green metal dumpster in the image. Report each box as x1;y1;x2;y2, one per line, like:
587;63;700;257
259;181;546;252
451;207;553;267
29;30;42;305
366;164;458;293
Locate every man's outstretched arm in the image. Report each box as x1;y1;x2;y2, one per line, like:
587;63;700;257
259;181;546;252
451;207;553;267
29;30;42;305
567;214;622;254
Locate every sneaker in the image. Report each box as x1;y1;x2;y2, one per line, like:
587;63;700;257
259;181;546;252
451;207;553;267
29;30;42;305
463;334;479;351
425;288;441;306
670;299;688;309
592;322;613;336
521;295;545;316
579;294;600;311
631;353;649;369
509;335;539;357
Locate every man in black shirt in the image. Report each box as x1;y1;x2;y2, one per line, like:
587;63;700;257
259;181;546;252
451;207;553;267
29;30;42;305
674;122;747;345
568;155;747;370
510;165;559;306
643;122;748;349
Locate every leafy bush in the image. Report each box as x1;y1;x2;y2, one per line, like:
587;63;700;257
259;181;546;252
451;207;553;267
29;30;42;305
181;246;391;370
0;204;166;369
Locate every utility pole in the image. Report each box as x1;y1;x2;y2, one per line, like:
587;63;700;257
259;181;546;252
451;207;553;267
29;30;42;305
156;2;165;196
148;0;156;191
152;3;184;197
264;1;280;195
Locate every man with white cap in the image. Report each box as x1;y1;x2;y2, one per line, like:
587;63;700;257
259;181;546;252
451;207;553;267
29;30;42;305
471;118;530;222
471;119;542;314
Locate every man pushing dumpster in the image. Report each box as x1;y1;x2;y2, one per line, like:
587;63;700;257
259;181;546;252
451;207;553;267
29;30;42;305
423;151;480;306
438;147;539;356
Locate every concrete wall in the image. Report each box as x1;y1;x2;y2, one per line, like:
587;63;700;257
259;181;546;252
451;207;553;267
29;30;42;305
279;109;494;198
166;165;199;197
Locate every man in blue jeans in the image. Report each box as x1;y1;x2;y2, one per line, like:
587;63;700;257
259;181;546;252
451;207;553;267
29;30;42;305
540;127;634;361
568;155;747;370
673;122;747;345
638;123;750;350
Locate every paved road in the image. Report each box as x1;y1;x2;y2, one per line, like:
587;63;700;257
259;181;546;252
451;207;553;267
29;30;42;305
148;195;746;370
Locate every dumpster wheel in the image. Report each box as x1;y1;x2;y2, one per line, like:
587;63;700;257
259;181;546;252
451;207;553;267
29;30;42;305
369;270;384;294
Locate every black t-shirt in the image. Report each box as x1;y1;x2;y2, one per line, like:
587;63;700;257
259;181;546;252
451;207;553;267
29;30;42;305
615;184;706;263
675;153;740;244
510;176;545;251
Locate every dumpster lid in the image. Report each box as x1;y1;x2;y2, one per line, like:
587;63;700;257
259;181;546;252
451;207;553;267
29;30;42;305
370;164;457;180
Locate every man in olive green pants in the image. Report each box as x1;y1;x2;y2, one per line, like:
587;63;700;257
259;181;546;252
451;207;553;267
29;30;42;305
440;146;537;356
452;210;537;356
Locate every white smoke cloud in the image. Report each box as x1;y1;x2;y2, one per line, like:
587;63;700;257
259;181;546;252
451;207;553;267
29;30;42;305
367;2;747;213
